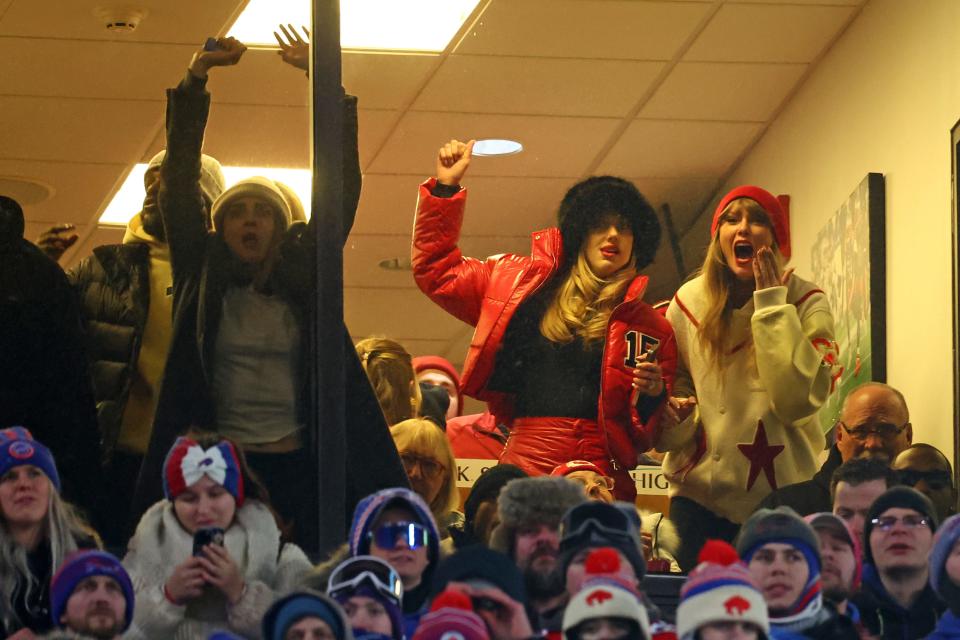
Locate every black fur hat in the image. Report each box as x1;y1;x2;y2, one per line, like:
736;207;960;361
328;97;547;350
556;176;661;271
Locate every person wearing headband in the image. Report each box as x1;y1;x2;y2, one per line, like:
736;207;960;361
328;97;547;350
122;433;312;638
657;185;840;571
0;428;100;638
326;556;405;640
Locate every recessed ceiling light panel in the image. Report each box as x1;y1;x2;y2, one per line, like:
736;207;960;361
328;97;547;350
472;139;523;157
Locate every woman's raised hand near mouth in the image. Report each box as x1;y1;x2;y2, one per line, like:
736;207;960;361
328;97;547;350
752;246;793;290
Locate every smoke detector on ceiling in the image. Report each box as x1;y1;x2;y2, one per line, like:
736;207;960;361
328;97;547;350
94;6;148;33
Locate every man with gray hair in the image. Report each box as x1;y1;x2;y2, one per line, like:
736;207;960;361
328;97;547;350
757;381;912;516
36;152;225;544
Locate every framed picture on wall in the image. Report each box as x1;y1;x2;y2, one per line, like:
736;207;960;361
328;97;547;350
810;173;886;433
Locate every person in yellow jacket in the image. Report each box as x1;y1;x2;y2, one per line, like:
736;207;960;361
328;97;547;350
657;185;840;571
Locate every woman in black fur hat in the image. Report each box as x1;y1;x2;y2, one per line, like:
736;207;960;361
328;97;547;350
412;139;677;502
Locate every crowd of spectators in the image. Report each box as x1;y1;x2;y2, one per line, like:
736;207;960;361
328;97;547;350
3;31;960;640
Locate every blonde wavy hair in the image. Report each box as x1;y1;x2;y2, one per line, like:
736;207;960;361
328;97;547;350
0;483;100;632
540;250;637;344
390;418;459;525
697;198;783;368
356;336;422;426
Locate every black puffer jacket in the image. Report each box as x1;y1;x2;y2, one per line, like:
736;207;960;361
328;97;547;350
68;243;151;464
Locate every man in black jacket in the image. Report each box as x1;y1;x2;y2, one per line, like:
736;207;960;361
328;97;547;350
37;145;225;545
0;195;103;512
757;382;912;516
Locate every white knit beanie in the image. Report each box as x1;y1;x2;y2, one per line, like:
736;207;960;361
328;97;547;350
147;150;225;207
210;176;295;234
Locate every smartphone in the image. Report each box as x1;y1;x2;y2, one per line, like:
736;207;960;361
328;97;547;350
192;527;225;556
203;37;223;52
630;343;662;406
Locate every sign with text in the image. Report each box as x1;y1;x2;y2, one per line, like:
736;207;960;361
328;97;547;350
455;459;670;495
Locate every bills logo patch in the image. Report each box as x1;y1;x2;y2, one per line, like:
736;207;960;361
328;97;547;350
8;441;35;460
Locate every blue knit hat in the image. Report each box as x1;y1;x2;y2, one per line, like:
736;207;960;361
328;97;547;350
349;487;440;565
50;550;134;631
262;591;352;640
0;427;60;491
931;514;960;602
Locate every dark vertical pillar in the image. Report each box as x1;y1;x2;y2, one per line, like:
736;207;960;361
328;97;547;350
311;0;346;554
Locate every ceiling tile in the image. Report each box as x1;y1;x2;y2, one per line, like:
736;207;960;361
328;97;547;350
413;55;665;117
0;38;193;100
344;286;465;342
640;62;807;121
597;119;762;177
0;159;129;227
456;0;712;59
208;47;308;107
201;103;309;167
358;110;400;172
369;111;621;177
0;0;242;44
0;97;163;163
353;174;571;236
631;176;718;232
344;234;420;289
343;52;439;110
685;3;856;63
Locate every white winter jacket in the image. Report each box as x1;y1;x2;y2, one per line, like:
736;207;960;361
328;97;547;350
122;500;311;640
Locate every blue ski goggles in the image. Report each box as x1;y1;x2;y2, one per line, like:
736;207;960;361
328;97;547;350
368;521;430;551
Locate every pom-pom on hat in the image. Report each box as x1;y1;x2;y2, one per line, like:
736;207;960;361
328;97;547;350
412;589;490;640
711;186;791;259
562;572;651;640
162;436;245;506
0;427;60;491
50;550;135;632
676;540;769;640
556;176;660;271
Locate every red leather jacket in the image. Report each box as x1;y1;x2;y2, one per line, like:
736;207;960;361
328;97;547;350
412;179;678;471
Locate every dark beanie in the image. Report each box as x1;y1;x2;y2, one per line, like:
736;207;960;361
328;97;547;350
464;464;528;528
736;507;821;571
430;545;527;606
863;486;939;565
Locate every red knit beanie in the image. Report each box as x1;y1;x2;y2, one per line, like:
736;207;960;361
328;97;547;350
413;356;463;417
711;186;791;259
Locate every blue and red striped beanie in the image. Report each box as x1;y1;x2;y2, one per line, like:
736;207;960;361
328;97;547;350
162;437;245;506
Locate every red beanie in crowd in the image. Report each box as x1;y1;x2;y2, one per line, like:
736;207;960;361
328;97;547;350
711;186;791;259
412;356;464;417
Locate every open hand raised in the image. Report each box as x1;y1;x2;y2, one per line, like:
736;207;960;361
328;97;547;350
274;24;310;71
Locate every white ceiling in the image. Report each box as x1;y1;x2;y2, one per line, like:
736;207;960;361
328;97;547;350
1;0;864;373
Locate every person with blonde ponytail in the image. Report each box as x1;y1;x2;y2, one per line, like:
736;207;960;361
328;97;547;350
657;186;840;571
412;140;677;501
356;337;422;426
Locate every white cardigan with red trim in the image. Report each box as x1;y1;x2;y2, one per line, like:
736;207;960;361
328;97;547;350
657;274;839;524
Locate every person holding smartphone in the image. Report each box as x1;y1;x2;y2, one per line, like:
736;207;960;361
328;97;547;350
657;186;840;571
412;140;677;501
122;433;311;638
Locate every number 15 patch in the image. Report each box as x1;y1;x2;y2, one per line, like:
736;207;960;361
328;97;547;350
624;331;660;368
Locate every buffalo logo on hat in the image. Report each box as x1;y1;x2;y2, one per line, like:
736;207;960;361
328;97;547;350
724;596;751;616
439;633;466;640
8;441;35;460
586;589;614;607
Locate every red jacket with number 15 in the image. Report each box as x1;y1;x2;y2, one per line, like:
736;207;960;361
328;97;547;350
412;178;678;472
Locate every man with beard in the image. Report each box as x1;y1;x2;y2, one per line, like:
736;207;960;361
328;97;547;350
48;551;135;640
758;382;912;516
831;457;900;541
852;486;945;639
805;513;862;620
489;477;586;624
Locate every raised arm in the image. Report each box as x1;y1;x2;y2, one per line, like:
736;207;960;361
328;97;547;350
412;139;499;327
158;37;246;280
275;25;361;245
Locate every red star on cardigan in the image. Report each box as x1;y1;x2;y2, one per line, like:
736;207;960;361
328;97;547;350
737;420;784;491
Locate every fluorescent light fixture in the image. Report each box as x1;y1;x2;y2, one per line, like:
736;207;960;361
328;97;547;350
99;164;313;226
227;0;481;52
472;139;523;157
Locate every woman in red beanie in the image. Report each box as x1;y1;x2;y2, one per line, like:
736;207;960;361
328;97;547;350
657;186;839;571
412;140;677;501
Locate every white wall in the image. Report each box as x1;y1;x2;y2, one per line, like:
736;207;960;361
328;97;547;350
688;0;960;455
